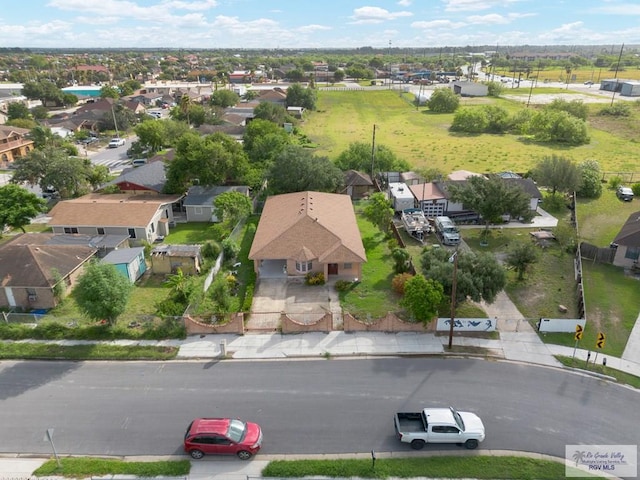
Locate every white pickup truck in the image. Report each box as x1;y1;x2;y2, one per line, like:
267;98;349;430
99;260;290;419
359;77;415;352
394;406;485;450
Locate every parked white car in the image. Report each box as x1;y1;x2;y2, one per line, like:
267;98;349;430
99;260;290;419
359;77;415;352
108;137;126;148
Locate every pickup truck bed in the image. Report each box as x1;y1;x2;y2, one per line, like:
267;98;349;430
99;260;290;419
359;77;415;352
395;412;425;432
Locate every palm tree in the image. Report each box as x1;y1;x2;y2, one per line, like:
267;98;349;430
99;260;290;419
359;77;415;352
179;94;192;125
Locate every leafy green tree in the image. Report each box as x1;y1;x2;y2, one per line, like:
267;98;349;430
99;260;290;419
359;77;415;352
450;108;488;133
164;132;249;194
210;89;240;108
74;262;134;325
118;80;142;96
391;247;411;274
0;184;47;233
484;105;510;133
576;159;603;199
426;88;459;113
268;145;344;194
401;274;444;323
243;119;291;165
485;81;504;97
253;102;291;124
100;85;120;99
29;125;57;148
532;155;581;196
334;141;410;173
30;105;49;120
214;191;252;225
506;241;539;280
134;119;166;153
22;80;64;105
100;102;136;132
285;83;317;110
447;175;531;238
7;102;30;121
333;70;345;83
420;248;505;306
529;110;589;145
363;192;394;234
545;98;588;121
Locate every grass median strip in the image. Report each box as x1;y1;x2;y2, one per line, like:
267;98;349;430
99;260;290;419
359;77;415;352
261;456;600;479
0;342;178;360
34;457;190;478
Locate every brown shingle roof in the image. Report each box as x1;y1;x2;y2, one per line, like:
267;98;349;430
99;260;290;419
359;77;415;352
613;211;640;247
48;194;182;228
249;191;366;263
0;244;96;288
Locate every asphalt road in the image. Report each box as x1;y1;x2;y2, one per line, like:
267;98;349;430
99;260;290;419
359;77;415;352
0;358;637;458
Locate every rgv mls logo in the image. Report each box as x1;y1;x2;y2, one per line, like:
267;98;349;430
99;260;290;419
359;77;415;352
566;445;637;477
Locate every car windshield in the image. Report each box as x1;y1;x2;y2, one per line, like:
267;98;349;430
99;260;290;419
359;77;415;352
451;408;466;431
227;419;247;442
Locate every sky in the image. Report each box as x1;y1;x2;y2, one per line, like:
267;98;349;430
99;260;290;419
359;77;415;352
1;0;640;49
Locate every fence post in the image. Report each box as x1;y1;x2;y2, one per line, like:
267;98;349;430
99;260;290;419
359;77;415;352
2;311;7;323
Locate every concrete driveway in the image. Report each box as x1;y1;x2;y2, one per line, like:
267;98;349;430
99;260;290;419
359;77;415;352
247;278;341;330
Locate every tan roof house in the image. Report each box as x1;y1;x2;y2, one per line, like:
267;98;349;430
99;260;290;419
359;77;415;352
611;211;640;268
0;235;97;310
249;191;366;280
48;193;183;245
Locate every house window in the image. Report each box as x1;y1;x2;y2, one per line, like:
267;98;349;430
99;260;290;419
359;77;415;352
150;223;155;233
194;207;202;215
625;247;640;260
97;227;105;235
344;263;352;269
128;228;136;239
295;261;312;273
63;227;79;234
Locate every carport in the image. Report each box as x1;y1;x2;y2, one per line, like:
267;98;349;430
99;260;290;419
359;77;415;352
258;259;287;278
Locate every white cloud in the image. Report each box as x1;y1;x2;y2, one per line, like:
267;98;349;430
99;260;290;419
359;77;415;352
160;0;218;11
397;0;412;5
466;12;536;25
411;19;465;29
296;24;332;33
443;0;519;12
350;6;413;24
592;3;640;15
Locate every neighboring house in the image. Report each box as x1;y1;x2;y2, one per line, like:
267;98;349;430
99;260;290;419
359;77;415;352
183;185;251;222
611;212;640;268
249;191;366;280
196;124;245;142
409;182;449;218
502;177;542;211
5;232;130;259
126;92;164;106
48;193;183;245
256;88;287;105
341;170;373;200
0;239;97;310
400;171;423;186
99;160;167;195
102;247;147;283
151;244;203;275
451;81;489;97
0;125;34;168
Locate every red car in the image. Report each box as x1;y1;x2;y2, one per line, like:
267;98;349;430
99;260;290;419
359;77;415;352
184;418;263;460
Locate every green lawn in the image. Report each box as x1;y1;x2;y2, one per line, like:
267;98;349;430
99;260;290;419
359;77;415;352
303;89;640;173
165;222;226;244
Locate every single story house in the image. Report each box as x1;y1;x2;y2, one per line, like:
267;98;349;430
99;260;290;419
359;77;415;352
5;232;130;258
48;193;183;245
0;240;97;310
102;247;147;283
249;191;366;280
99;160;167;195
611;212;640;268
151;244;203;275
183;185;251;222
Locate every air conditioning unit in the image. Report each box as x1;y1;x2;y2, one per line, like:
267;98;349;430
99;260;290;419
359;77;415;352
28;294;37;302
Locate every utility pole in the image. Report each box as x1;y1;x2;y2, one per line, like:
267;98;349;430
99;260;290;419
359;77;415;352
447;251;459;350
370;124;377;182
610;44;625;106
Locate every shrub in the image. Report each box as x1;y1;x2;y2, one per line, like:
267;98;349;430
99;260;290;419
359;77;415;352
450;108;488;133
155;298;188;317
201;240;221;259
541;193;567;213
598;103;631;117
391;273;414;295
577;159;603;199
305;272;325;285
426;88;459;113
241;284;254;312
608;176;624;190
632;183;640;196
334;280;352;292
221;238;239;260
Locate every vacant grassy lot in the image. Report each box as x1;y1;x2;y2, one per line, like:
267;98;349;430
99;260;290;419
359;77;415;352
304;89;640;173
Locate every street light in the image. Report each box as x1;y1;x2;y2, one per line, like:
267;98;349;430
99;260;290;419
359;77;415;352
447;250;459;350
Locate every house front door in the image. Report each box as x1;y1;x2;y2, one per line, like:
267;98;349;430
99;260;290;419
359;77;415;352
328;263;338;275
